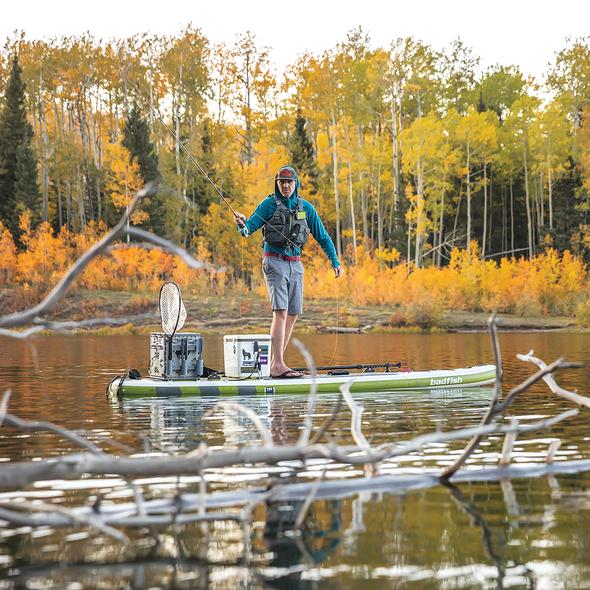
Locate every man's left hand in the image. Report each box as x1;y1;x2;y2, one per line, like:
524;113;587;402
334;266;343;278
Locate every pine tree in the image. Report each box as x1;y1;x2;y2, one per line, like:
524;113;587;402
122;104;160;183
0;55;39;235
123;103;162;231
290;109;319;194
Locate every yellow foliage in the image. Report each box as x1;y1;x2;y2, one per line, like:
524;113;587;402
304;243;588;316
103;141;148;224
0;222;17;283
1;215;589;319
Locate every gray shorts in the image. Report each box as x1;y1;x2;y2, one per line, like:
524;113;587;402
262;256;304;315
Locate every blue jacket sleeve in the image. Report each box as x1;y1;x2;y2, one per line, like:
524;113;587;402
237;197;274;236
306;203;340;268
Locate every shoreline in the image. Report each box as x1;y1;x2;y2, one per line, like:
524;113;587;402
1;290;578;336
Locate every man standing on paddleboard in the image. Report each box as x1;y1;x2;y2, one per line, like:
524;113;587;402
234;166;343;378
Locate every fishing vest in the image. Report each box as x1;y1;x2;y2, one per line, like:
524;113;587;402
263;196;310;249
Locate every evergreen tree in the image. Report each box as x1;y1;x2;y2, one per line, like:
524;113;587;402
122;103;162;231
122;103;160;183
290;109;319;194
0;55;39;235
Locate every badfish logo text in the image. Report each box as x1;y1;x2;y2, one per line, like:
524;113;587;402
430;376;463;386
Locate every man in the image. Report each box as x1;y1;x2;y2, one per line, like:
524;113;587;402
234;165;343;378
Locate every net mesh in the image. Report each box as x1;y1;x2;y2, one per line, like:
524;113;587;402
159;282;187;336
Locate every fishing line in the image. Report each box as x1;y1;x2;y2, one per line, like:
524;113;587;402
126;75;313;254
326;271;340;364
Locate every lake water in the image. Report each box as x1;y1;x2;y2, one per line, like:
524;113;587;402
1;331;590;589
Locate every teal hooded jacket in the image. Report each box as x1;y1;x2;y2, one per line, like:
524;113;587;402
238;174;340;268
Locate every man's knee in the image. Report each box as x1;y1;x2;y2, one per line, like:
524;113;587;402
273;309;288;319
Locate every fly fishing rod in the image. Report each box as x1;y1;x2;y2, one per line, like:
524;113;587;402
291;361;403;373
131;76;310;243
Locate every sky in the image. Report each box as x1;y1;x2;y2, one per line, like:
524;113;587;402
3;0;589;80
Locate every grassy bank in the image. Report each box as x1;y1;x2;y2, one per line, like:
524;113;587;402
2;288;576;336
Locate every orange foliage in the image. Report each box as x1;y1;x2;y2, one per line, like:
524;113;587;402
0;218;223;298
0;218;588;317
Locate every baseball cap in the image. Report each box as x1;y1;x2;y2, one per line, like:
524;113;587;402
275;166;298;182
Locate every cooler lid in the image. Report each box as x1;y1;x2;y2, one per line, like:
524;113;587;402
223;334;271;341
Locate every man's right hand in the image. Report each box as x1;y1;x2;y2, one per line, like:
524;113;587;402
234;212;246;227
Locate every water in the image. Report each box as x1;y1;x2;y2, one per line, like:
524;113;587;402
1;331;590;588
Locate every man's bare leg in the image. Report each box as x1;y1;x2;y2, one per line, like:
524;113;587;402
283;313;298;353
270;310;289;376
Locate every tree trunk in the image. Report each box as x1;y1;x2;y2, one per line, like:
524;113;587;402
175;94;181;177
523;141;533;259
39;71;50;222
76;89;94;222
438;188;445;267
488;167;493;255
65;181;72;231
244;52;253;165
357;124;368;242
57;181;63;229
346;157;357;264
509;171;515;255
390;88;400;231
414;159;425;267
482;163;487;257
376;156;383;250
466;142;471;248
547;150;553;230
329;112;342;258
407;211;412;264
539;168;544;230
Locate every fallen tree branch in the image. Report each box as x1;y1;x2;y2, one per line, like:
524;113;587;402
0;408;578;490
517;351;589;408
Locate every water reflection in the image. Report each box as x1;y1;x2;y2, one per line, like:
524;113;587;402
2;331;590;587
263;499;342;589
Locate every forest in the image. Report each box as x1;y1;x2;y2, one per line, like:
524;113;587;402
1;27;590;319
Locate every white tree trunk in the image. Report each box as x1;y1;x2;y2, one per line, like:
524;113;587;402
523;141;533;259
466;142;471;248
330;110;342;258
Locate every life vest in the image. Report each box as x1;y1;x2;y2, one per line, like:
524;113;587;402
263;196;310;249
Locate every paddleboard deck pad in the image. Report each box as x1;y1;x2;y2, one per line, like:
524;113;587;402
108;364;497;399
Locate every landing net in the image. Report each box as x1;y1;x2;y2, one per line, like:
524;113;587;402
159;281;187;336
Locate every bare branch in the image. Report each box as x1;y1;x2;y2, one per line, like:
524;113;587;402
294;468;327;531
340;379;374;456
0;185;214;339
293;338;318;446
0;326;46;339
0;408;578;491
0;501;129;544
488;314;503;403
546;440;561;464
310;394;343;444
494;357;576;413
517;351;590;408
499;418;518;466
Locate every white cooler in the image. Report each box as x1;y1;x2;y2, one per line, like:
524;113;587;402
223;334;271;378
